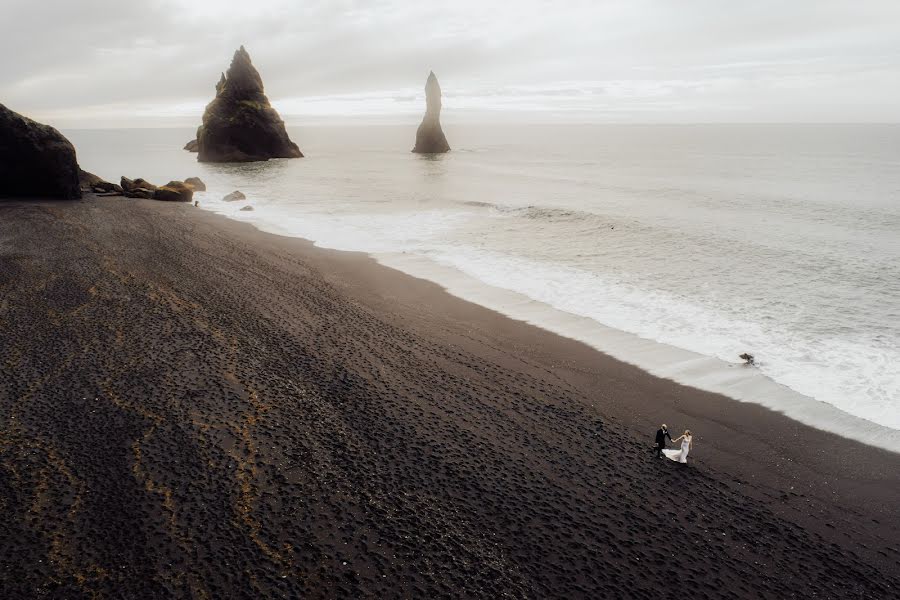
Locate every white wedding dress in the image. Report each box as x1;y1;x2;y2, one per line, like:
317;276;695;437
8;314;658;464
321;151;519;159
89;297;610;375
663;435;691;463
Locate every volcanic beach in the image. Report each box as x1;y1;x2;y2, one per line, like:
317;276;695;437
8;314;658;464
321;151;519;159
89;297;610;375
0;196;898;599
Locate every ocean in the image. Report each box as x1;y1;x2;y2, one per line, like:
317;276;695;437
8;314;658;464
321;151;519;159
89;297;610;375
66;123;900;449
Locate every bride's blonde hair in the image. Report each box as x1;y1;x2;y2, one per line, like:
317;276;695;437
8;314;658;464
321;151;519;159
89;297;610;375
685;430;692;436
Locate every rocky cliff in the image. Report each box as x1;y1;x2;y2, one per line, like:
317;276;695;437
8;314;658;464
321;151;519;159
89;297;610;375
0;103;81;199
195;46;302;163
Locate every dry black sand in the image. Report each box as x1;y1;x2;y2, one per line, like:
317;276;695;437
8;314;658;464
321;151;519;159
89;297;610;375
0;197;898;598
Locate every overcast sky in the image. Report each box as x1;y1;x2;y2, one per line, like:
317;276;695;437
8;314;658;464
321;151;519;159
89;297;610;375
3;0;900;127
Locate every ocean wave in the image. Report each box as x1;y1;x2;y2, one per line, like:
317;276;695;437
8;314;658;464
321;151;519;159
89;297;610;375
426;247;900;431
464;200;615;227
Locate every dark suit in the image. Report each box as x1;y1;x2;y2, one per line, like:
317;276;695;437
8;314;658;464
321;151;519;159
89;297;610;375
654;428;672;458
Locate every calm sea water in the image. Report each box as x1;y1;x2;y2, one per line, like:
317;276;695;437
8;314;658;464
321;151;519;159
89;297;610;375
66;123;900;445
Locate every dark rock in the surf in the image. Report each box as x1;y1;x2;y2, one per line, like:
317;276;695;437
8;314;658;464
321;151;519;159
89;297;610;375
239;205;254;211
223;190;246;202
154;181;194;202
121;177;157;193
412;71;450;154
184;139;199;152
195;46;302;163
0;103;81;199
184;177;206;191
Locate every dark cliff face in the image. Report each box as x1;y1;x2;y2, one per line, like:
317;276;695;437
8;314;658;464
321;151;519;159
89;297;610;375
196;46;302;163
412;71;450;154
0;103;82;199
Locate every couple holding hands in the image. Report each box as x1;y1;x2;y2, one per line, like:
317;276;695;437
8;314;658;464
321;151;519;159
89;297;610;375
654;424;692;463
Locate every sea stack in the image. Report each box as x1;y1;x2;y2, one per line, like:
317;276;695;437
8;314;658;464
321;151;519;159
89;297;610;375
195;46;302;163
0;103;82;199
412;71;450;154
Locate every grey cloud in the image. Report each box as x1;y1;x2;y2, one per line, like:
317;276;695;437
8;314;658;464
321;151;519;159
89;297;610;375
2;0;899;126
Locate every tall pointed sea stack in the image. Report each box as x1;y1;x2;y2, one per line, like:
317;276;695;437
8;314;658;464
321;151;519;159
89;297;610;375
412;71;450;154
195;46;302;162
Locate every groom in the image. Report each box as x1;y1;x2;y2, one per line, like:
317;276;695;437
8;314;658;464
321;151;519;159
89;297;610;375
654;424;672;458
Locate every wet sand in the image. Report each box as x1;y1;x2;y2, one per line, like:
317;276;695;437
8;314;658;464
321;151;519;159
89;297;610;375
0;196;898;599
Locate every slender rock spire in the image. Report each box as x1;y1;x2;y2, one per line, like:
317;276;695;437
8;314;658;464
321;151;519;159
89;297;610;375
412;71;450;153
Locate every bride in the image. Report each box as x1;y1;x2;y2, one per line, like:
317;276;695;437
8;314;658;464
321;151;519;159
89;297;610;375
663;430;693;463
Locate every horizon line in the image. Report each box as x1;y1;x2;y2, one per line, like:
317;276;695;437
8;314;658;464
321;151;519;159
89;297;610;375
58;120;900;131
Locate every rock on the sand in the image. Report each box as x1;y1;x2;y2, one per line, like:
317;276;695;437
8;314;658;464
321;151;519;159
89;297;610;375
79;168;104;190
0;103;81;199
195;46;302;163
239;205;254;211
81;170;122;195
121;177;193;201
125;188;155;199
223;190;246;202
154;181;194;202
184;177;206;191
121;177;158;192
412;71;450;154
184;139;199;152
93;181;123;194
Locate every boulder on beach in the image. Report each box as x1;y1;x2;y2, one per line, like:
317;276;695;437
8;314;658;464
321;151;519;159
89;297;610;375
1;103;82;199
93;181;123;194
81;170;123;195
134;178;157;191
125;188;155;199
412;71;450;154
239;205;254;211
121;177;192;201
184;177;206;191
223;190;246;202
195;46;302;163
121;177;162;199
184;139;199;152
79;169;104;190
154;181;194;202
121;177;158;193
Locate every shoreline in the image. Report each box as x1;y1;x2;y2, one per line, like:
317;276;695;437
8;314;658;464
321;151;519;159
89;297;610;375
373;251;900;452
205;200;900;453
1;196;897;598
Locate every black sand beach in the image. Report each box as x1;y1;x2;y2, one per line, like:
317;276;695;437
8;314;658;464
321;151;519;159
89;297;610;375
1;196;898;598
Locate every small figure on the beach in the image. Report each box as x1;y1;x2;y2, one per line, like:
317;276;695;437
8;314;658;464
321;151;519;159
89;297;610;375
663;430;693;464
739;352;755;365
654;423;673;458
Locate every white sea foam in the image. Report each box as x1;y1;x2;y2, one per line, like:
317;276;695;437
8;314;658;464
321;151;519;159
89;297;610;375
422;248;900;431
